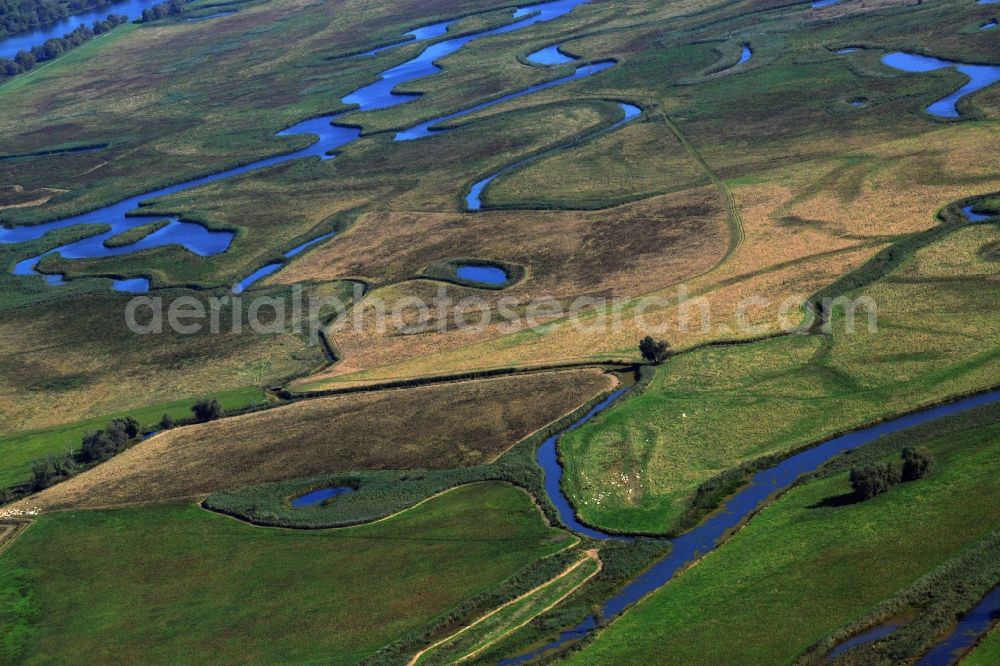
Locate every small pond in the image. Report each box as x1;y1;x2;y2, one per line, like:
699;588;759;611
527;44;576;65
112;277;150;293
291;486;354;508
455;265;509;285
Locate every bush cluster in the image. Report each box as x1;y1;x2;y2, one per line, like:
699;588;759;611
850;447;934;500
192;398;222;422
0;14;127;78
28;416;142;491
139;0;184;22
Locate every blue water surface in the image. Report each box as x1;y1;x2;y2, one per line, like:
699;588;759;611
291;486;354;508
882;52;1000;118
455;265;508;285
112;277;149;293
3;0;612;290
347;0;593;111
465;101;639;210
917;587;1000;665
738;45;752;64
358;19;455;56
0;0;165;60
963;205;994;222
505;389;1000;664
395;59;615;141
828;624;900;660
527;44;576;65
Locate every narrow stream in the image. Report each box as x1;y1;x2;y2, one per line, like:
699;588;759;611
881;52;1000;118
465;99;640;211
827;623;901;661
917;586;1000;666
505;389;1000;664
2;0;612;292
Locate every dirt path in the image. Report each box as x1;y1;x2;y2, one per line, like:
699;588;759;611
408;549;601;666
0;520;32;557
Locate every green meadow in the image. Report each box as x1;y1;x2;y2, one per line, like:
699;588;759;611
566;408;1000;664
0;0;997;662
0;483;569;663
561;224;1000;534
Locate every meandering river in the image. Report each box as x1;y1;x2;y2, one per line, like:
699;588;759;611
2;0;620;292
506;388;1000;663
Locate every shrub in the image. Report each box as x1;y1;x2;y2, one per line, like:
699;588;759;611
192;398;222;422
850;463;900;501
30;454;76;491
639;336;670;364
80;417;141;462
160;413;175;429
901;446;935;482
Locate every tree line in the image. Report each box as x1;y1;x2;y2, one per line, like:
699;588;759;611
0;0;122;38
0;398;224;502
0;13;127;77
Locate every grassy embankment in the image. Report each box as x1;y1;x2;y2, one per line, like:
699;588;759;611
412;551;601;665
0;483;571;663
563;402;1000;665
101;220;170;248
964;630;1000;666
559;222;1000;534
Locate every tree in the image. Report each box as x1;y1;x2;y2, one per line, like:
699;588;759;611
14;49;35;70
639;336;670;364
850;463;900;501
192;398;222;422
80;416;140;462
31;454;76;491
901;446;934;482
110;416;141;439
160;413;175;429
1;59;21;76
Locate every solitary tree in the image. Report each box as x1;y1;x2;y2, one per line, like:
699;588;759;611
901;446;934;482
639;336;670;364
159;413;175;429
192;398;222;422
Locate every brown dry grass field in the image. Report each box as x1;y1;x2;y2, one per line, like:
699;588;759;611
294;121;1000;388
18;368;614;511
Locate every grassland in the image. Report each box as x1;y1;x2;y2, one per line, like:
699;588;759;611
0;385;264;489
0;278;354;435
0;0;997;662
16;368;614;511
564;405;1000;664
0;483;571;664
413;551;600;666
557;222;1000;534
1;0;997;428
965;630;1000;666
